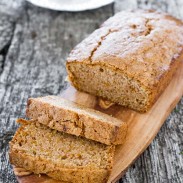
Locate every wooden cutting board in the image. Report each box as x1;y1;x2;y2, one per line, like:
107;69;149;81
16;61;183;183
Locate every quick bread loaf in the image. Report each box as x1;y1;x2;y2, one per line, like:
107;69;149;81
66;10;183;112
9;9;183;183
9;119;115;183
26;96;127;145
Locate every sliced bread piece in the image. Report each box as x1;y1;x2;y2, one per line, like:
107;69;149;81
9;119;115;183
26;96;127;145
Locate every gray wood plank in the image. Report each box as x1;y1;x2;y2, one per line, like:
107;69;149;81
114;0;183;183
175;0;183;18
0;14;15;75
114;0;138;12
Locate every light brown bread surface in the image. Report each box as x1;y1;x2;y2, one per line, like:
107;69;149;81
66;10;183;112
9;119;115;183
26;96;127;145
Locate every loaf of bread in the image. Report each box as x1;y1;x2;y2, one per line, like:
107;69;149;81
26;96;127;145
66;10;183;112
9;119;115;183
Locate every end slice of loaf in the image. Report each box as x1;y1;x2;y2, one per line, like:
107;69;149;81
9;119;115;183
26;96;127;145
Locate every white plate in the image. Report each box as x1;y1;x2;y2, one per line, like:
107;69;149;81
26;0;115;12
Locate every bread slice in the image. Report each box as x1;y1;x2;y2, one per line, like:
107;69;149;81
9;119;115;183
66;10;183;112
26;96;127;145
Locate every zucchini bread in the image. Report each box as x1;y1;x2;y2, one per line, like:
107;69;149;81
26;96;127;145
9;119;115;183
66;10;183;112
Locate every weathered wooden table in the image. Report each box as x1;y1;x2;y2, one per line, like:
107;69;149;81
0;0;182;183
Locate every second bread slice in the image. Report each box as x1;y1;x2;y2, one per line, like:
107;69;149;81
26;96;127;145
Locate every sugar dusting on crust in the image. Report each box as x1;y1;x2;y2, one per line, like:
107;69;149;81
67;10;183;87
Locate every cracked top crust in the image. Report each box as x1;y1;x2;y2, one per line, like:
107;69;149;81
67;10;183;88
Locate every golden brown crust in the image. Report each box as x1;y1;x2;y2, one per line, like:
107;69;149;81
66;10;183;112
9;150;110;183
16;118;31;125
145;50;183;111
26;96;127;145
67;10;183;86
